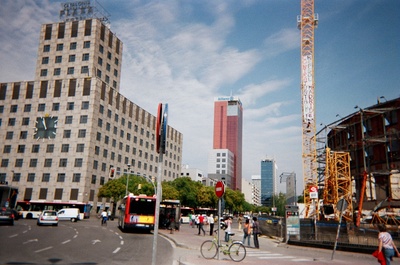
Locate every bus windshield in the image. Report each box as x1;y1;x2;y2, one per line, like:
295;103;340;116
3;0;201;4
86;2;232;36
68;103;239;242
128;198;156;215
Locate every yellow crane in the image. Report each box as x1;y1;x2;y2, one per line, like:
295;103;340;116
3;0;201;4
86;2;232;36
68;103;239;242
298;0;318;218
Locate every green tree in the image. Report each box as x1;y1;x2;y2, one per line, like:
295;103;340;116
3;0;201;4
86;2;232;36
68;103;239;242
98;178;126;216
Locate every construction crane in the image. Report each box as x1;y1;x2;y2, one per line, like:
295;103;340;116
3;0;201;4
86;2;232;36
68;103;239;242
297;0;318;218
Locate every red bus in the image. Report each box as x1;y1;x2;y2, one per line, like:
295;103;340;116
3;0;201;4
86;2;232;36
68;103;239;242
118;194;156;232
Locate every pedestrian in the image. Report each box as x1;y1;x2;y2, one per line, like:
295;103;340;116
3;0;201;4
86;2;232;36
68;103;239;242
238;214;243;230
198;214;206;236
242;218;251;247
191;213;195;228
252;216;260;248
378;224;400;265
101;209;108;225
224;216;233;242
208;214;215;236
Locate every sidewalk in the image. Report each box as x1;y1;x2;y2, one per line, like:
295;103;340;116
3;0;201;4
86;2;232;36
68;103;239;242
159;222;378;265
160;222;256;265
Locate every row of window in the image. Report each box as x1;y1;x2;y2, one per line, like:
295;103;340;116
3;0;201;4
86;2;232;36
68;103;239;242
23;187;94;201
44;20;120;54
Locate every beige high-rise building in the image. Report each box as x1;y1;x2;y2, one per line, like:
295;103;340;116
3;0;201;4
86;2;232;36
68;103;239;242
0;10;183;212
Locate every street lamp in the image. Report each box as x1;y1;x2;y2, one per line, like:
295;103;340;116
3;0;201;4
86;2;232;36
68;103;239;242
126;164;131;195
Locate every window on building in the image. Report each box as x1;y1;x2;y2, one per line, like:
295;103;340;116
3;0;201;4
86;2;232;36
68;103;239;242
52;102;60;111
43;45;50;52
63;130;71;138
71;21;78;37
58;22;65;39
11;162;22;172
44;159;52;167
32;144;39;153
39;188;48;200
54;68;61;76
55;55;62;63
72;174;81;183
70;42;77;50
76;144;84;152
74;158;83;167
67;102;74;110
65;116;73;124
59;159;67;167
83;41;90;48
61;144;69;152
42;173;50;182
42;57;49;64
46;144;54;153
69;54;76;62
56;43;63;51
12;173;21;182
40;69;48;77
57;173;65;182
54;188;63;200
78;129;86;138
45;24;52;40
67;67;74;75
27;173;35;182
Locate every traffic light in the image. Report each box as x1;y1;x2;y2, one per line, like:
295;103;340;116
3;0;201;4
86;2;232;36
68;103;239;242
109;167;116;179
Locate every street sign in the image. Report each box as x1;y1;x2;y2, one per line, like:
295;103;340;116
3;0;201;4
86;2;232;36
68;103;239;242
309;185;318;199
337;198;348;213
215;181;225;198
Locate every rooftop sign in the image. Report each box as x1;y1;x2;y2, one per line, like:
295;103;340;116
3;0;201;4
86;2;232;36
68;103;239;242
60;0;110;25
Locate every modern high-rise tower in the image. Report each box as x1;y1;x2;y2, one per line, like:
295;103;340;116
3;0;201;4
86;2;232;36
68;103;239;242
211;96;243;190
260;158;277;207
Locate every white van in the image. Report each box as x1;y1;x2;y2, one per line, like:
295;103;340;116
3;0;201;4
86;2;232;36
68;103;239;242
57;208;80;222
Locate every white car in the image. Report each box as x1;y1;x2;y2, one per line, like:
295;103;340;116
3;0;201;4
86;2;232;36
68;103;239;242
37;210;58;226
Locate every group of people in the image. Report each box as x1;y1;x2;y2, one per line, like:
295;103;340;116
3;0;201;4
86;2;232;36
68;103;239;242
189;213;215;236
240;216;260;248
188;213;261;248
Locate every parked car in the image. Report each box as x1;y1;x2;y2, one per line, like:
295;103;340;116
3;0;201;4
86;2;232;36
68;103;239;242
0;207;15;225
37;210;58;226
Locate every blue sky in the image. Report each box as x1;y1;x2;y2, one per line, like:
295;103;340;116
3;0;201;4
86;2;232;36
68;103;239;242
1;0;399;194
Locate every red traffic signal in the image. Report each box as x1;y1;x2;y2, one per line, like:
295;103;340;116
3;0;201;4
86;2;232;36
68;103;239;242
109;167;116;179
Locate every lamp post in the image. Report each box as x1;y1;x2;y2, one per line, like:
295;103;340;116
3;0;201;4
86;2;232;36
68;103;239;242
126;164;131;195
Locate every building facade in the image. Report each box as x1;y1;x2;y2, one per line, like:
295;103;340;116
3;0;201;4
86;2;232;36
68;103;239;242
211;96;243;190
0;17;183;210
251;175;262;206
180;165;204;182
320;97;400;211
261;158;277;207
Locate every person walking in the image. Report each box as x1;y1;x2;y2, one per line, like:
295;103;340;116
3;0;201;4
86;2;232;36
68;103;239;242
238;214;243;230
101;209;108;226
242;218;251;247
208;214;215;236
252;216;260;248
224;216;233;242
198;214;206;236
378;224;400;265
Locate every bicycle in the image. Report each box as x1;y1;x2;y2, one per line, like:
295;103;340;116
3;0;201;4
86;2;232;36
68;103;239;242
200;230;246;262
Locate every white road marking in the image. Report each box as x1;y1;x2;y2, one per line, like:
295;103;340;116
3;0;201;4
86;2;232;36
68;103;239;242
61;240;71;244
92;239;101;245
23;239;38;244
113;247;121;254
121;241;124;245
9;234;18;238
35;246;53;253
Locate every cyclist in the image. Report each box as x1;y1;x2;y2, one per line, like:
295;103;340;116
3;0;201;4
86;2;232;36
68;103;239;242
101;209;108;225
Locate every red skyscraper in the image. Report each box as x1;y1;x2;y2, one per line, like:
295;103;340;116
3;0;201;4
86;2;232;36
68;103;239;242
213;96;243;190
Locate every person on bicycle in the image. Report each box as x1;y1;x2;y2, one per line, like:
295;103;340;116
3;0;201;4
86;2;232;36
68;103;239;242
101;209;108;225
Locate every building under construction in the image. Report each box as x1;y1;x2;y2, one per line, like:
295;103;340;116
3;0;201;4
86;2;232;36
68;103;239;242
316;97;400;225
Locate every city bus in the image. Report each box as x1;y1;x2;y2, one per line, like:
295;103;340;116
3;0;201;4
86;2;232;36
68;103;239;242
195;207;217;217
118;194;156;232
160;199;181;230
16;200;91;219
180;206;194;224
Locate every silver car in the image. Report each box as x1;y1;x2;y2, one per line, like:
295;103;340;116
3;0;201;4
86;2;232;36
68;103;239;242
37;210;58;226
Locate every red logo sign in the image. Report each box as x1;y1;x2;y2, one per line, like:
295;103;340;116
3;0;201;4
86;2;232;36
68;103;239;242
215;181;225;198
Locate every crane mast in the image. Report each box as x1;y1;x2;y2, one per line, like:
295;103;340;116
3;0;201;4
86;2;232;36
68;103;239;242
298;0;318;218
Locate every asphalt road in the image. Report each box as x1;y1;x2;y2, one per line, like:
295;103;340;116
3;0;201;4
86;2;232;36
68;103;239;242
0;218;174;265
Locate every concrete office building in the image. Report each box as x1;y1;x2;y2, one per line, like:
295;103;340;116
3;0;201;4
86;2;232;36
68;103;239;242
0;5;182;210
207;149;234;188
211;96;243;190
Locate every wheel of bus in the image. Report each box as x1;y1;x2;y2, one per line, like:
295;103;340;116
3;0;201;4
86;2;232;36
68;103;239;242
228;242;246;262
26;213;33;219
71;218;76;222
200;240;218;259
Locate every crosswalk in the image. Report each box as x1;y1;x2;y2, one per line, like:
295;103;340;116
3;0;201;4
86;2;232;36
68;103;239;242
246;249;315;262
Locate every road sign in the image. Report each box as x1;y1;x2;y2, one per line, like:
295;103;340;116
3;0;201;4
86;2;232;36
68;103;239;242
215;181;225;198
309;185;318;199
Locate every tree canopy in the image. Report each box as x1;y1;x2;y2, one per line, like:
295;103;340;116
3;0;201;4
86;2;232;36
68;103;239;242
98;175;292;216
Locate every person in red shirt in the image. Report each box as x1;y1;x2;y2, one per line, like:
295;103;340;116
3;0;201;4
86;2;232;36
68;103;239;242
198;215;205;236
